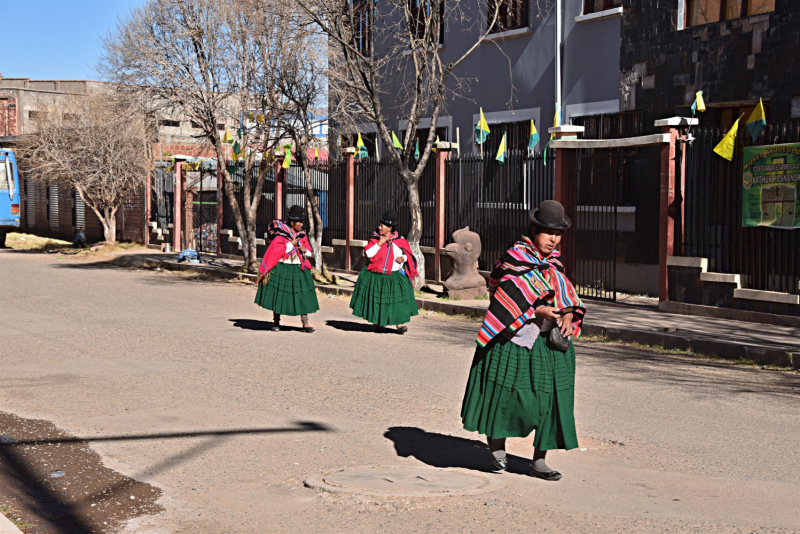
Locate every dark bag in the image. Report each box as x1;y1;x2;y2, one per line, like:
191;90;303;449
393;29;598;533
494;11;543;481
548;326;571;352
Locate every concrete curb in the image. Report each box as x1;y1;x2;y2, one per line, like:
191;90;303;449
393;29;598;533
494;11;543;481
0;511;23;534
126;258;800;370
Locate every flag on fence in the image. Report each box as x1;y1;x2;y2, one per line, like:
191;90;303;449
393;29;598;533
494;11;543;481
222;128;234;144
496;133;507;165
691;91;706;114
356;133;368;159
528;120;540;151
475;108;490;144
415;138;419;160
314;147;319;161
392;131;403;149
543;103;560;165
232;141;241;156
713;119;740;161
747;99;767;141
432;136;440;154
282;144;292;169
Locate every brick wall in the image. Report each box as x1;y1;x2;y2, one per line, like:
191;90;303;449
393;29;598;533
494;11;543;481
621;0;800;125
157;142;220;158
0;96;17;136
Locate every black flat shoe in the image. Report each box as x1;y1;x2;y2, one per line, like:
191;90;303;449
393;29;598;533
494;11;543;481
396;326;408;334
529;469;562;481
271;325;281;332
303;326;315;333
373;325;382;333
490;452;508;471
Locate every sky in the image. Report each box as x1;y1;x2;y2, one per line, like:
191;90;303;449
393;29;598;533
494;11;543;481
0;0;143;81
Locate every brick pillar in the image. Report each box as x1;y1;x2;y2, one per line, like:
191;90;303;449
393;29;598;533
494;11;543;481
434;142;453;283
343;148;356;271
216;165;223;255
656;117;696;302
173;162;182;251
274;153;285;221
144;170;151;247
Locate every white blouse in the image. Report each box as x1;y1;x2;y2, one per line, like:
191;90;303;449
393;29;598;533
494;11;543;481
281;241;313;264
365;242;407;272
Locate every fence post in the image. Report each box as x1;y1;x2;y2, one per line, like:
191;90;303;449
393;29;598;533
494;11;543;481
216;163;223;255
173;161;182;251
144;170;151;247
274;151;285;221
434;142;454;283
343;148;357;271
655;117;696;302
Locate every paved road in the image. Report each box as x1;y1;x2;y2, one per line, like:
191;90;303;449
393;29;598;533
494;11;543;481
2;250;799;533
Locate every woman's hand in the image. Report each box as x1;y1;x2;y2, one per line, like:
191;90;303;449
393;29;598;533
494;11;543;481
290;237;299;247
395;256;404;264
378;235;390;246
534;306;562;321
559;313;574;338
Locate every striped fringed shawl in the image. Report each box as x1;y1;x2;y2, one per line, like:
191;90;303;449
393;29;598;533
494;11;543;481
476;237;585;347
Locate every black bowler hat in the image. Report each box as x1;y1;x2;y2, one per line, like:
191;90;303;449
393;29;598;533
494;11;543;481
529;200;572;230
380;209;398;226
287;205;305;221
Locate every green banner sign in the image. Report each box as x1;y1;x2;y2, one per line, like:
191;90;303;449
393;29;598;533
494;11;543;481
742;143;800;228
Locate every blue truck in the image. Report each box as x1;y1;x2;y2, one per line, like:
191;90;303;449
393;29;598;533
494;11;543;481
0;149;21;247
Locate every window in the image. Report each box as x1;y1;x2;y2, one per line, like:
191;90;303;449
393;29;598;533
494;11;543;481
409;0;445;44
159;119;181;127
217;123;226;131
583;0;621;14
401;126;448;149
686;0;775;27
483;120;531;155
488;0;529;34
191;121;202;129
28;110;45;119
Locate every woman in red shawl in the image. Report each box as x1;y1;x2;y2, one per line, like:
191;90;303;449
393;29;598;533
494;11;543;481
255;205;319;332
349;209;419;333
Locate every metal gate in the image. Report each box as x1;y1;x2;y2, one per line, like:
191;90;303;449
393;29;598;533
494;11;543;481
74;190;85;231
26;177;35;228
191;168;217;254
48;183;59;232
563;148;637;301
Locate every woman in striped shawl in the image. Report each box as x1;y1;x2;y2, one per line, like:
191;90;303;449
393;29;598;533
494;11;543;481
461;200;586;481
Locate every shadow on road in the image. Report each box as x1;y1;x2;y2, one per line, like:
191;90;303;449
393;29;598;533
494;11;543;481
229;319;313;332
383;426;530;475
326;320;377;333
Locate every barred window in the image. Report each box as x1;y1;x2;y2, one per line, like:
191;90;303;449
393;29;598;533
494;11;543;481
409;0;445;44
488;0;529;34
686;0;775;27
582;0;621;15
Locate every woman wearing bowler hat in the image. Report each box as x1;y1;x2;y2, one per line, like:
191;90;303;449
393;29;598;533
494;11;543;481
461;200;586;480
255;205;319;333
350;209;419;333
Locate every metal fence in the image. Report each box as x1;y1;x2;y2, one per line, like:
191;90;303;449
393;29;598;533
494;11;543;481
680;123;800;295
150;166;175;230
221;161;276;239
354;157;436;246
445;150;554;270
285;161;345;247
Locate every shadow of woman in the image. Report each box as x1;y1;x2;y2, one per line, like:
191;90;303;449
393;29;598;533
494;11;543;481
229;319;304;332
383;426;530;475
325;320;376;333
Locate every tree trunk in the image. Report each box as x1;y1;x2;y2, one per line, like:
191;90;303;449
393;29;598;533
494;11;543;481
300;160;330;280
101;206;118;244
219;166;252;269
245;215;258;270
405;180;425;289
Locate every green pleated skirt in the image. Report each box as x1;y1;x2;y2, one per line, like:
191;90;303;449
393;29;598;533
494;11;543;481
255;262;319;316
461;334;578;451
349;267;419;326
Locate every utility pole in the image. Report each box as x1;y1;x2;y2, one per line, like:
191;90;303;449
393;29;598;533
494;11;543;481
555;0;562;125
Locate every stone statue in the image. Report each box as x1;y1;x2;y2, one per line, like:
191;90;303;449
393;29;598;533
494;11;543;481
442;227;488;300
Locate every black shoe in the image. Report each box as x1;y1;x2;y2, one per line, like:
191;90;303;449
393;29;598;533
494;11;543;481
396;326;408;334
303;326;315;333
529;468;562;481
271;324;281;332
373;325;382;333
490;452;508;471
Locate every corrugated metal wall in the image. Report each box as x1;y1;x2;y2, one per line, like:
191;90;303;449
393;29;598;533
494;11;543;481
48;183;58;232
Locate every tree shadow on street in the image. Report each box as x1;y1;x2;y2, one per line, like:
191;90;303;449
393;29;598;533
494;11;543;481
383;426;530;475
325;320;378;333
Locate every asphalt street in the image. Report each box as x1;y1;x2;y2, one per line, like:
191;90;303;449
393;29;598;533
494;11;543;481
1;250;799;533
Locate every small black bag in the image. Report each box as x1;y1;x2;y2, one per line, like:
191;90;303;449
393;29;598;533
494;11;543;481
548;326;571;352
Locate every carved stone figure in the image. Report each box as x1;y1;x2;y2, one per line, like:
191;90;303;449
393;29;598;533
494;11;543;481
442;227;488;300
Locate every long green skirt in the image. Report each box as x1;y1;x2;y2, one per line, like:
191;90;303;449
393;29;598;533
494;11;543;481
349;267;419;326
461;334;578;451
255;262;319;316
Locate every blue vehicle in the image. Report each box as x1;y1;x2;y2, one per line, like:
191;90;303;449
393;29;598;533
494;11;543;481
0;149;21;247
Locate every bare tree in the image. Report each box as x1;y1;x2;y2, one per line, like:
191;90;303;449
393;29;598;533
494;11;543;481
297;0;505;287
99;0;292;268
18;93;151;244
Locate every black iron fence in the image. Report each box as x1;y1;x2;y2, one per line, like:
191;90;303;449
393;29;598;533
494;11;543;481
680;123;800;295
221;161;276;239
354;157;436;246
150;166;175;230
445;150;554;270
285;161;345;248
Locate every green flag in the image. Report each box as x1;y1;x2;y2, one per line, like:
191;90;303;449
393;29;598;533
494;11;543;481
356;133;368;160
746;99;766;141
475;108;490;144
496;133;507;165
391;131;403;149
415;138;419;160
528;120;540;151
282;144;292;169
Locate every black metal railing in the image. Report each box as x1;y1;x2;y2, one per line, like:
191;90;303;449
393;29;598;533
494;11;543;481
680;123;800;295
221;161;275;238
150;166;175;230
354;157;435;246
285;161;344;248
445;150;554;270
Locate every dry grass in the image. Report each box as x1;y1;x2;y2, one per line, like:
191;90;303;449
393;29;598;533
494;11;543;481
6;233;145;257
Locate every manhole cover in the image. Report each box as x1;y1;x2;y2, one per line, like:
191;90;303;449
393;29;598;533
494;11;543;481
304;466;494;497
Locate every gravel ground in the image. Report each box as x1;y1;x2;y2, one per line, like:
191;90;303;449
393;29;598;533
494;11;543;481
1;249;799;534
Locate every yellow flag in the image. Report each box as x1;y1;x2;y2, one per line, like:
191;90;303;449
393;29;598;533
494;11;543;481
695;91;706;112
314;147;319;160
432;135;440;154
713;119;739;161
256;113;265;124
222;128;233;143
356;132;365;148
